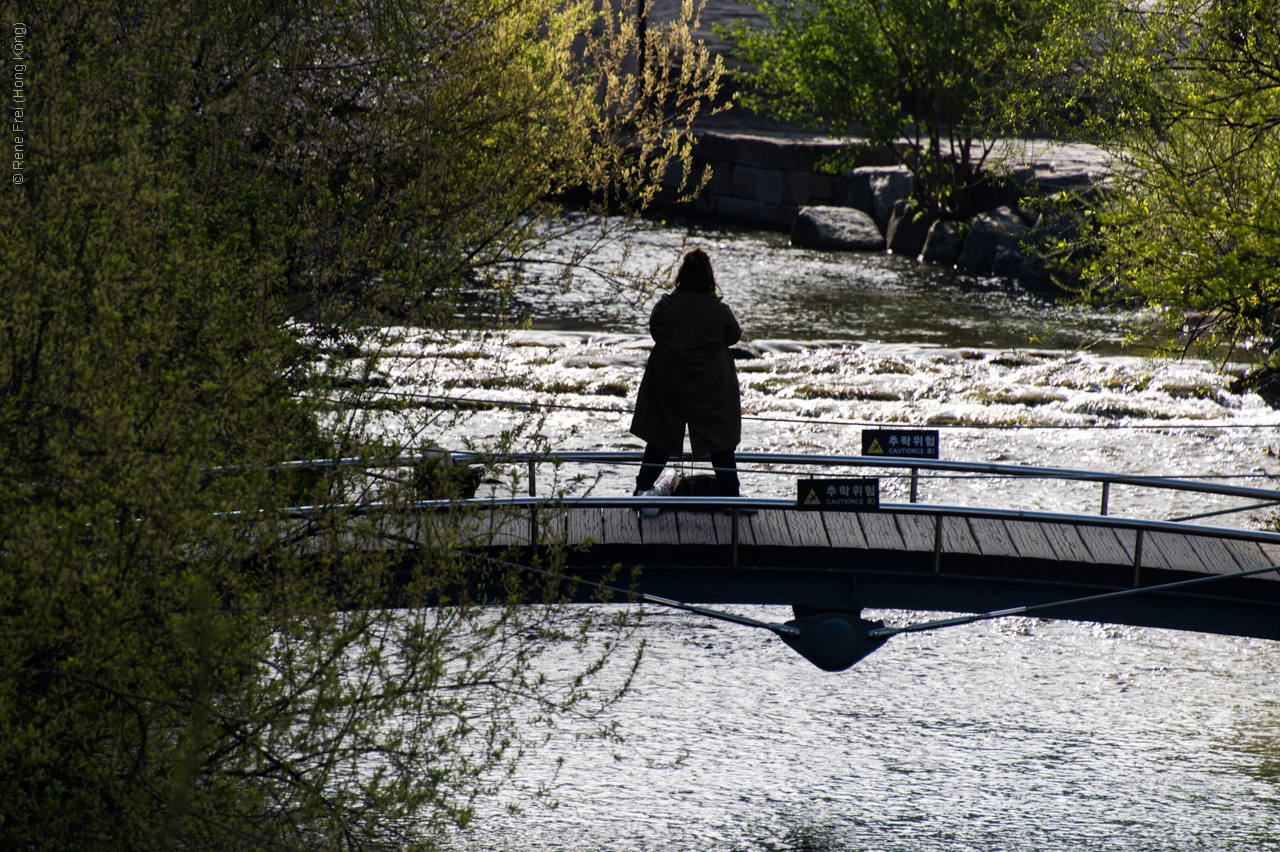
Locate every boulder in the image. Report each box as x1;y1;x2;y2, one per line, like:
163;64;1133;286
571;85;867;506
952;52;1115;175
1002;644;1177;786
956;206;1028;276
918;220;965;266
791;206;885;251
991;244;1027;279
1018;251;1053;287
885;199;934;258
838;166;913;229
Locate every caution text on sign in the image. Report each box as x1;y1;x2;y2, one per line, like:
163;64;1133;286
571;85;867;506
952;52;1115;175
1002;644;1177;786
797;478;880;511
861;429;939;459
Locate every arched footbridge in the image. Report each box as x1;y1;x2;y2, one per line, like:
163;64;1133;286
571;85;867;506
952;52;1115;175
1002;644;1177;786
420;452;1280;644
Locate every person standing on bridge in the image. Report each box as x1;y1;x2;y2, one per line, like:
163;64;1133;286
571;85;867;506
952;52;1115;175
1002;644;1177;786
630;248;742;497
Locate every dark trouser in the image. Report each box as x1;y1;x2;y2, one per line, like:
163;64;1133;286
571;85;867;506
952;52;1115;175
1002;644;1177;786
636;444;740;497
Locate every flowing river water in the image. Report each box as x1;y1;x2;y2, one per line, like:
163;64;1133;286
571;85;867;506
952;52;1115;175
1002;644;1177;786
350;218;1280;850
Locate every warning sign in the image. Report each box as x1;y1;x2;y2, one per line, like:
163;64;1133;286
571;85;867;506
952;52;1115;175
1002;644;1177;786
862;429;939;459
797;478;880;511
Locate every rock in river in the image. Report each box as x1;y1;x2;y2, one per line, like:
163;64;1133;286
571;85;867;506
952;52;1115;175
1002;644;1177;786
885;198;934;258
791;206;885;251
919;219;965;265
956;206;1029;276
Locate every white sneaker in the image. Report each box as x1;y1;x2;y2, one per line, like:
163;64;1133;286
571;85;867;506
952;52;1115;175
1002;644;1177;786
630;488;659;517
633;474;677;517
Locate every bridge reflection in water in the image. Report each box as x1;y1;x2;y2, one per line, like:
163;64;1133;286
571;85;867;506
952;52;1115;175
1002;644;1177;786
436;452;1280;642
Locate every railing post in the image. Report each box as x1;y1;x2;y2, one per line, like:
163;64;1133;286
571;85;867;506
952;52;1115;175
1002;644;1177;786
933;514;942;573
1132;528;1143;587
1100;481;1110;516
528;460;536;497
910;467;919;504
731;508;739;568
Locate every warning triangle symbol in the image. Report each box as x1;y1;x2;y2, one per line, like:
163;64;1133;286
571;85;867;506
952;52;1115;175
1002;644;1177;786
867;439;885;454
804;488;822;506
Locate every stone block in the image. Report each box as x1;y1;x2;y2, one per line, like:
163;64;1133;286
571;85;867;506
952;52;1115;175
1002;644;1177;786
693;132;738;163
846;142;904;168
704;162;733;197
755;169;784;205
816;139;850;165
807;172;837;202
870;169;914;230
1018;251;1052;286
837;170;871;213
735;136;785;170
778;140;840;172
693;194;717;215
731;166;757;199
1009;167;1036;191
718;196;771;224
776;142;815;172
1015;207;1040;227
837;166;912;228
780;171;811;206
660;159;685;190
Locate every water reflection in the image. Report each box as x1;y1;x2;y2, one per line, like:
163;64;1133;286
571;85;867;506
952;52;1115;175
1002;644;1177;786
1230;713;1280;786
769;825;845;852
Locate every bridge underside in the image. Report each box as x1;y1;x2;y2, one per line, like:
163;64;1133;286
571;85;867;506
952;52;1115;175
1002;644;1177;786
553;560;1280;642
456;506;1280;641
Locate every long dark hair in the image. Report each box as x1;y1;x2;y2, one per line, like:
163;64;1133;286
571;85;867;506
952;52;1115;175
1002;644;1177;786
674;248;717;294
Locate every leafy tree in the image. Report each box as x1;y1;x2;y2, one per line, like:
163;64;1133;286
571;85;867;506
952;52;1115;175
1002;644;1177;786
0;0;719;848
1017;0;1280;394
726;0;1050;218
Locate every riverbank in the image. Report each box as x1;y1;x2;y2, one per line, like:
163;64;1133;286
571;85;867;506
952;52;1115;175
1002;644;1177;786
668;128;1112;234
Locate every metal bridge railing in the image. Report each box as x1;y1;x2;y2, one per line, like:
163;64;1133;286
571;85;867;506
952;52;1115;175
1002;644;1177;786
261;450;1280;582
268;448;1280;525
437;450;1280;521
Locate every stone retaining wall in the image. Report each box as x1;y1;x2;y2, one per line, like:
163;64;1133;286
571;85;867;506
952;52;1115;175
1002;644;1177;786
664;131;1107;236
661;131;1110;289
668;132;900;229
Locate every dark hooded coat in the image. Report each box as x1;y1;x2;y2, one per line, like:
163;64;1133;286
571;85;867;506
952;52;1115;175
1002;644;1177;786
629;289;742;456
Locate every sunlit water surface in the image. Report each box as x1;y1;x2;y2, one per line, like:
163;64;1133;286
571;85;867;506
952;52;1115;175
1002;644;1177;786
508;217;1128;350
348;219;1280;851
456;606;1280;852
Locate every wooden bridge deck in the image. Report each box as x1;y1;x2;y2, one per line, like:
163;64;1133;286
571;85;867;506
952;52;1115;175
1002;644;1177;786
475;502;1280;577
446;500;1280;641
